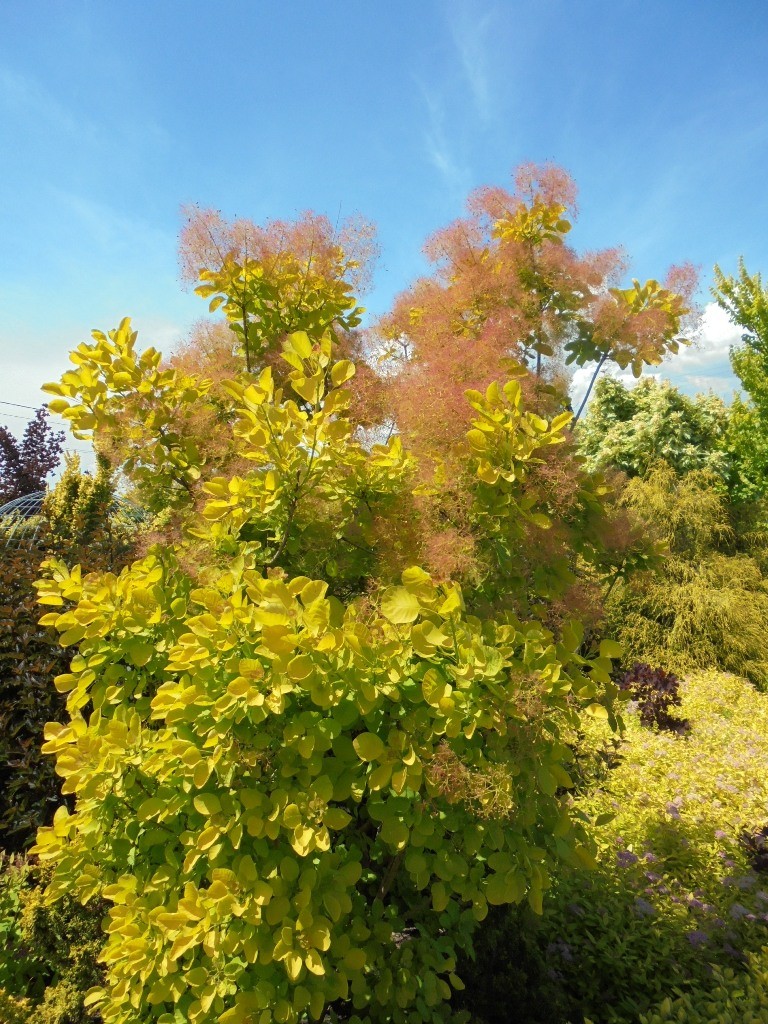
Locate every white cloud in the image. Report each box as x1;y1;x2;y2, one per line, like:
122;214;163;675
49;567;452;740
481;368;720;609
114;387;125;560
660;301;740;399
570;363;657;418
672;302;741;369
569;363;596;414
686;374;734;396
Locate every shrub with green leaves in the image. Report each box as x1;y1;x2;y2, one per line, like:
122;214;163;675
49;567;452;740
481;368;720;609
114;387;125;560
639;946;768;1024
512;670;768;1023
577;376;729;480
32;352;622;1024
0;854;30;996
31;328;629;1024
42;452;131;555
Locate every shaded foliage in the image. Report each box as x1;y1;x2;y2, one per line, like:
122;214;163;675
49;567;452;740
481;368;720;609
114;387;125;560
742;826;768;875
454;904;570;1024
0;544;70;852
0;458;135;852
0;856;105;1024
639;947;768;1023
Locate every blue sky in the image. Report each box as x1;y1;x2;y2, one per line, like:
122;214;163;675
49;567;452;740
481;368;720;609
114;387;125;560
2;1;768;467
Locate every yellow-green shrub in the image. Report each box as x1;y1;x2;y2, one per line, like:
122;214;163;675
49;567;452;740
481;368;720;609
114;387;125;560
30;173;695;1023
605;465;768;685
608;554;768;686
32;318;626;1024
0;988;29;1024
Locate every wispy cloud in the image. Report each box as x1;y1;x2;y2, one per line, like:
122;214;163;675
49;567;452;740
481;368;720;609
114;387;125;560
0;65;92;138
419;82;472;197
445;1;496;124
0;62;170;155
48;187;171;255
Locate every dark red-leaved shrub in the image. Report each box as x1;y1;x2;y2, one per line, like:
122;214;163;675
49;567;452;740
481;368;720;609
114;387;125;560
618;661;689;734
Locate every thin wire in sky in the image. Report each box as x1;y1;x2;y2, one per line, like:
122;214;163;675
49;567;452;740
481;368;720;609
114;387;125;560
0;400;37;410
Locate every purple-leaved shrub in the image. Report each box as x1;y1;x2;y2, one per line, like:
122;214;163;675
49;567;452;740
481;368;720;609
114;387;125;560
617;662;689;734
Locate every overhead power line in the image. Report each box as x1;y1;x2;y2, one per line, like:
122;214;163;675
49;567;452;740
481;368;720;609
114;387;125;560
0;400;37;410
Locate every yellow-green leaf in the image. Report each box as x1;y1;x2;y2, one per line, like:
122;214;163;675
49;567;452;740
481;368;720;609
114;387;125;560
193;794;221;816
353;733;385;762
599;638;623;659
381;586;420;624
323;807;353;829
330;360;355;386
422;669;447;708
586;703;609;720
